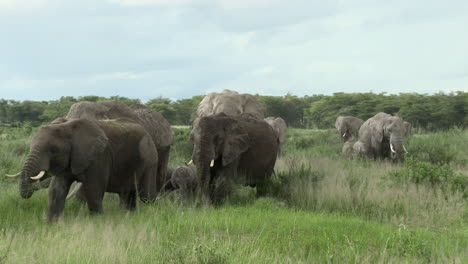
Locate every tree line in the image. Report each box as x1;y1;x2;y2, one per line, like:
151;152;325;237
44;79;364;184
0;92;466;130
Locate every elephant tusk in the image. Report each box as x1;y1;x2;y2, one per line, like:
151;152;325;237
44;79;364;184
403;145;408;153
185;160;193;166
210;159;215;167
30;171;46;180
67;182;82;199
5;172;20;178
342;133;346;137
390;144;396;153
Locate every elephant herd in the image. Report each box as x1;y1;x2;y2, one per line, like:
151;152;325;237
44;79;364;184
5;90;288;222
4;89;412;222
336;113;412;161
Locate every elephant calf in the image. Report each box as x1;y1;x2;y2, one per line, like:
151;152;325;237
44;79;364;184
163;164;198;200
17;118;159;222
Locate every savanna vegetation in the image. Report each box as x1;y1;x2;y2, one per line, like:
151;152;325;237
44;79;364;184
0;123;466;263
1;91;466;130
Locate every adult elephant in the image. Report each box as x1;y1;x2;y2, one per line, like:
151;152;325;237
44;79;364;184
17;118;158;222
353;112;407;161
189;113;278;204
196;90;265;119
64;100;172;195
335;116;364;142
264;117;287;156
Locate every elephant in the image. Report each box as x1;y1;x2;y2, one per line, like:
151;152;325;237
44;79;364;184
16;118;158;222
189;113;278;204
335;116;364;142
163;164;198;200
44;100;170;200
341;139;356;158
196;90;265;119
403;121;412;136
353;112;407;161
264;117;287;156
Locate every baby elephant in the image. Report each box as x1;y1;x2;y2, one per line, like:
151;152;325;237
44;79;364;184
164;165;198;200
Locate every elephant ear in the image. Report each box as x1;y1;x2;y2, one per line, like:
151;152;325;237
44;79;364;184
196;92;216;118
222;122;250;166
370;118;384;143
70;120;108;175
335;116;343;132
241;94;265;119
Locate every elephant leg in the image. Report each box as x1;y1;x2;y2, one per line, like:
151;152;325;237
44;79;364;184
137;166;157;203
82;166;108;215
156;146;170;193
47;176;73;222
83;183;105;215
119;190;137;211
210;168;235;205
210;176;232;205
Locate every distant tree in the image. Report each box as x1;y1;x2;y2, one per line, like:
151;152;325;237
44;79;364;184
40;96;78;122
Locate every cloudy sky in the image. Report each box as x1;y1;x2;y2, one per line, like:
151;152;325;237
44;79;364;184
0;0;467;101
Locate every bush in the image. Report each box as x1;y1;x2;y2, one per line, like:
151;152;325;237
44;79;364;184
388;157;467;197
265;161;325;207
405;128;467;165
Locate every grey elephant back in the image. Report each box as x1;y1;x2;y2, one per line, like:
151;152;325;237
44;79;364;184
196;89;264;119
131;107;172;148
66;100;172;148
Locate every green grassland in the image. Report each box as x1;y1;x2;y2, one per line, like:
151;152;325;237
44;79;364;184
0;127;466;263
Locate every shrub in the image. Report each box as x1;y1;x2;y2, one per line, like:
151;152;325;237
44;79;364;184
405;128;467;165
388;157;467;197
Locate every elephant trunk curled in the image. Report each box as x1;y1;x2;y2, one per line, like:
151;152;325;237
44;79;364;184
19;149;48;199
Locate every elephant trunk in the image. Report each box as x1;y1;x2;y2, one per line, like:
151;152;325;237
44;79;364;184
19;149;48;198
389;135;405;161
196;136;214;198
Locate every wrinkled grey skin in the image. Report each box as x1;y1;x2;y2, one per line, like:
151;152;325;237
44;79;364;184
342;139;356;158
197;90;265;119
59;101;171;196
163;165;198;200
335;116;364;142
19;118;158;222
353;112;407;162
190;113;278;204
264;117;287;156
403;121;412;137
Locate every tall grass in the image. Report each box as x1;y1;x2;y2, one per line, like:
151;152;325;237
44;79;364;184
0;127;466;263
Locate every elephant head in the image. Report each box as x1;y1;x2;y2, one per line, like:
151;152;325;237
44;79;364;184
196;90;265;119
18;119;108;198
189;114;250;195
335;116;364;142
